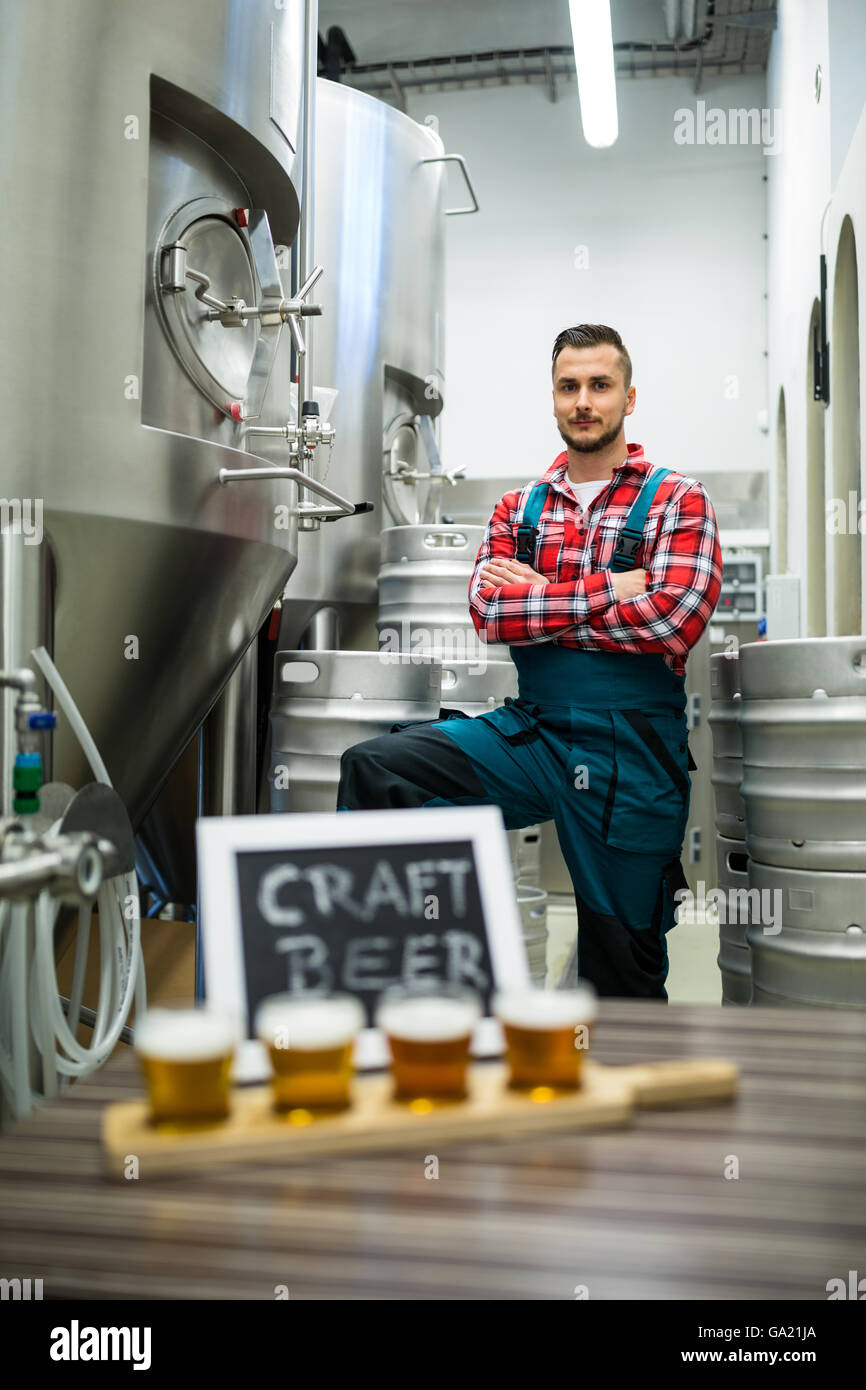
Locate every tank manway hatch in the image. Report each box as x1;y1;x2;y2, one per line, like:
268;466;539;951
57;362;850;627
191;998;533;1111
154;197;320;421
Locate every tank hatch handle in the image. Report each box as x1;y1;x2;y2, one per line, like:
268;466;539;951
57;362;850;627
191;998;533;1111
420;154;479;215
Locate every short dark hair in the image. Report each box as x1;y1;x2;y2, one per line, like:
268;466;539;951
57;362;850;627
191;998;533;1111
552;324;632;390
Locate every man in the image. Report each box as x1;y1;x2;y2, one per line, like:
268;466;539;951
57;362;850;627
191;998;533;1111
338;324;722;998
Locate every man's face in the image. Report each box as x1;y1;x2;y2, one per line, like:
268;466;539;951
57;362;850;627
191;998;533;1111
552;344;636;454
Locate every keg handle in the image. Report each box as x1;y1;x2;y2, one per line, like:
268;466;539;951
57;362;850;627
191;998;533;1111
853;651;866;676
278;659;321;686
422;529;470;549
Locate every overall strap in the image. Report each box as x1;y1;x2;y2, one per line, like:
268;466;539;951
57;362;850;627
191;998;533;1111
608;467;672;572
513;481;549;567
513;466;673;572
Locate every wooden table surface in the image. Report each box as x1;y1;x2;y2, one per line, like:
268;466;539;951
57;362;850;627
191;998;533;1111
1;1001;864;1301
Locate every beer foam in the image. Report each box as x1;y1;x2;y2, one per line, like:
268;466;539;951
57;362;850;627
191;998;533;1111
376;996;480;1042
255;995;365;1050
493;987;597;1030
135;1008;237;1061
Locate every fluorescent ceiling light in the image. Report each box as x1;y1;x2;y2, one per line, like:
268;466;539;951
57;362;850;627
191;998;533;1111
569;0;619;148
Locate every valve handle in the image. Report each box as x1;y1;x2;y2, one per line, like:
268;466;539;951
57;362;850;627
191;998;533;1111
28;712;57;730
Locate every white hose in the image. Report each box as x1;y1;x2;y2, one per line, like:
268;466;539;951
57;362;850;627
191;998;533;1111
31;876;140;1076
66;902;91;1035
30;646;111;786
0;901;17;1103
0;646;144;1117
10;904;30;1117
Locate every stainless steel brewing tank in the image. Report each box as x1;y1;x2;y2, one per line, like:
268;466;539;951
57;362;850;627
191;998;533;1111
268;650;441;813
277;81;447;650
739;637;866;869
0;0;305;824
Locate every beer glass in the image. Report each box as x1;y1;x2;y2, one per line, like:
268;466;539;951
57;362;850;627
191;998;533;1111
255;993;365;1112
376;982;482;1101
493;985;598;1091
135;1004;237;1124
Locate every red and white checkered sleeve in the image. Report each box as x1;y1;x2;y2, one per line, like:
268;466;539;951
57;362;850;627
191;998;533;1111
468;494;616;645
576;479;722;657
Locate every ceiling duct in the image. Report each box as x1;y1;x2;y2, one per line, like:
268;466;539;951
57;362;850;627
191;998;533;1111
332;2;776;102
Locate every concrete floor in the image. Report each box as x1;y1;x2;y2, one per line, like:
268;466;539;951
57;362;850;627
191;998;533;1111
546;900;724;1004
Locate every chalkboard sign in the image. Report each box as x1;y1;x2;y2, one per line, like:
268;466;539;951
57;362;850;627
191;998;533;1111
198;806;529;1078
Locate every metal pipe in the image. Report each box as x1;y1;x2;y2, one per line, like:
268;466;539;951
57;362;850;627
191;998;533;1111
217;465;356;517
1;533;54;816
305;607;340;649
663;0;682;42
200;643;258;820
297;0;319;429
0;834;103;900
0;851;65;894
195;642;258;998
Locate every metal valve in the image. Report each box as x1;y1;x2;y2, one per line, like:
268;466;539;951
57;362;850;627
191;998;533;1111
0;824;105;902
390;463;467;488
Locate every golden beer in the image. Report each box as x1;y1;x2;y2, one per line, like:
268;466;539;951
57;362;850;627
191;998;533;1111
376;985;481;1101
493;986;598;1091
135;1006;236;1124
255;994;365;1112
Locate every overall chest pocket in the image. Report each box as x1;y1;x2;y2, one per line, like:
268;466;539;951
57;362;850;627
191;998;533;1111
510;521;566;573
604;710;691;855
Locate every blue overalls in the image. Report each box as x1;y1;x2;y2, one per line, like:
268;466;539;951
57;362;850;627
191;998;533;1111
337;468;693;998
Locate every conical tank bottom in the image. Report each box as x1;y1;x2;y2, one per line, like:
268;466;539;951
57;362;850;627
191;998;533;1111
46;511;294;828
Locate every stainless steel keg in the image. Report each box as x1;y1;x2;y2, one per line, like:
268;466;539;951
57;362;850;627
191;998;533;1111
739;637;866;870
715;834;752;1004
709;650;746;840
745;924;866;1008
377;524;504;660
749;859;866;933
743;859;866;1008
710;760;747;841
516;881;549;986
709;651;743;758
507;825;543;884
439;658;517;714
268;650;441;813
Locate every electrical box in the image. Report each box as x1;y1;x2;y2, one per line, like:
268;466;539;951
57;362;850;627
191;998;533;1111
765;573;801;639
718;550;764;620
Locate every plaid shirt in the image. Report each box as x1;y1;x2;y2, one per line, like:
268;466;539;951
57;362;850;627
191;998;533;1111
468;443;722;676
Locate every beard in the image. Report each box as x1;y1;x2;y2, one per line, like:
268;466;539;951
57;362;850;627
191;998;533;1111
558;407;627;454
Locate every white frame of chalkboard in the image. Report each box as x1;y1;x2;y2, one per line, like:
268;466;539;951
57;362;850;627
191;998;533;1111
197;805;530;1081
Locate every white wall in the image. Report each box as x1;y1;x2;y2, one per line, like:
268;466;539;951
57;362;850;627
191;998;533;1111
766;0;866;633
404;72;771;483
